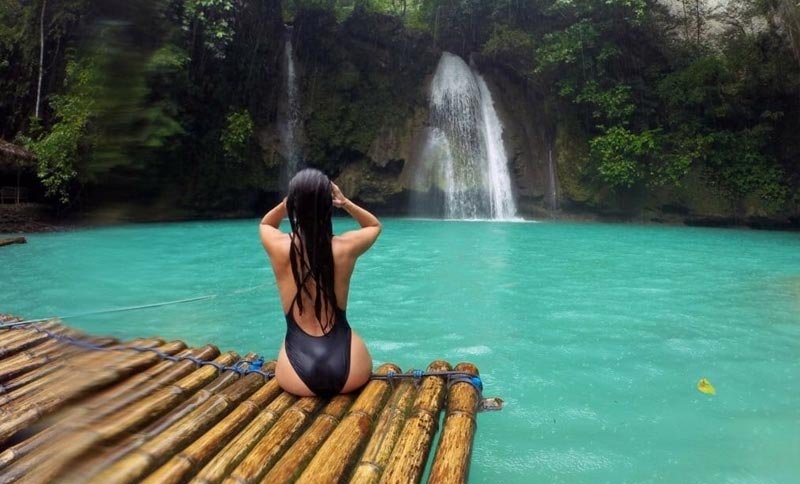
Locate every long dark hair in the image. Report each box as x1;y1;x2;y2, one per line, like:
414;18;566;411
286;168;338;332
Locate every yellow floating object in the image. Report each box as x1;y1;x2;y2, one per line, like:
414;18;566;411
697;378;716;395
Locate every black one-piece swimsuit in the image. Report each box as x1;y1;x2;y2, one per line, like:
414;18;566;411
284;303;352;398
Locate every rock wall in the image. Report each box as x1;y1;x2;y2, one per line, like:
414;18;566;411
253;10;797;228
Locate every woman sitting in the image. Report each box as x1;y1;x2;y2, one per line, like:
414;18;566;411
259;168;380;397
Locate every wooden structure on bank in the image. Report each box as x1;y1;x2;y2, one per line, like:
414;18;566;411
0;139;36;205
0;237;26;247
0;315;488;483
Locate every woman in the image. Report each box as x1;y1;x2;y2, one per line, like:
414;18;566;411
259;168;380;397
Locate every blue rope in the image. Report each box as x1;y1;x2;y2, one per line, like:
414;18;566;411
371;370;484;395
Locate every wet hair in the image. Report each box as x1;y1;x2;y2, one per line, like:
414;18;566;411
286;168;338;332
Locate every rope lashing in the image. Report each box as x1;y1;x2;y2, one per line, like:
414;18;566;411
5;322;276;379
373;369;484;396
2;321;499;410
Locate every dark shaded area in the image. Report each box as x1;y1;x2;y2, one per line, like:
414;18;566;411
0;0;798;229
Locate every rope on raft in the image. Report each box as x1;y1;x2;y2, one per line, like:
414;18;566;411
1;318;487;403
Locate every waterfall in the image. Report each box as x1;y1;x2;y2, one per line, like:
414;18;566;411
476;73;517;219
548;148;558;210
421;52;517;220
279;37;302;180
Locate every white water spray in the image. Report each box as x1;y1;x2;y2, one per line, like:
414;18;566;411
424;52;517;220
280;39;302;178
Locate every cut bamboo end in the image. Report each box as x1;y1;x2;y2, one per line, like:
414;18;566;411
427;362;480;484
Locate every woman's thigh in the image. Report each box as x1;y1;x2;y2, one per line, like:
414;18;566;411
342;330;372;393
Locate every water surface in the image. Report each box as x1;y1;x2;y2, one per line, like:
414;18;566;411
2;219;799;483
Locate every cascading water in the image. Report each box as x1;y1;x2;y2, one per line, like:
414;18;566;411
476;74;517;219
421;52;517;220
548;148;558;210
279;37;302;180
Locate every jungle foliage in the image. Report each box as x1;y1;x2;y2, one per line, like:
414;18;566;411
1;0;798;219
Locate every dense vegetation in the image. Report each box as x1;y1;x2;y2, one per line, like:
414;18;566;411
1;0;798;223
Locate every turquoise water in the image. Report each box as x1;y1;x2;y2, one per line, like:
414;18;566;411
2;219;799;483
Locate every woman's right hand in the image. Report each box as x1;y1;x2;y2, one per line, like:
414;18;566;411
331;182;349;209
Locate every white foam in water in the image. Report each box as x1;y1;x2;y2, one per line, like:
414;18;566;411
457;344;492;356
369;340;418;352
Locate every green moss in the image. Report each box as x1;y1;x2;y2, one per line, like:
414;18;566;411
555;117;595;205
294;8;436;174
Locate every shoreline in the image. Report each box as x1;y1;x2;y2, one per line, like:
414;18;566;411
2;203;798;235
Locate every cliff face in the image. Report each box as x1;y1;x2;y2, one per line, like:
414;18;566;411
255;8;438;211
254;10;797;228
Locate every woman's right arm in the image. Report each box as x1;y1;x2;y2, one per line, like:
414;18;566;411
332;183;381;257
259;198;288;255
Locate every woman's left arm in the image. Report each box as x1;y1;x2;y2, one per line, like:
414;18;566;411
259;198;287;253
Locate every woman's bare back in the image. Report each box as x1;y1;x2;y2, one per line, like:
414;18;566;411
268;234;373;396
260;176;381;396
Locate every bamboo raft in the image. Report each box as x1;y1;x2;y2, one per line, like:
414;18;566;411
0;315;498;483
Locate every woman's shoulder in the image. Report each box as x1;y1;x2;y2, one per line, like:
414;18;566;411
260;227;291;259
331;235;359;265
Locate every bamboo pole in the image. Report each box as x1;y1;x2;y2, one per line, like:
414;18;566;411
90;351;241;442
6;339;183;410
295;363;400;484
0;324;60;358
5;351;242;483
379;360;452;484
132;353;258;442
0;340;184;445
90;370;267;484
225;396;324;483
145;368;281;484
0;320;58;341
0;352;67;396
192;390;297;484
427;363;480;484
0;330;114;383
0;337;164;405
349;376;417;484
0;346;222;472
0;328;107;396
0;321;58;349
0;344;98;405
81;345;221;420
0;337;160;410
0;339;65;381
261;393;356;484
64;353;254;483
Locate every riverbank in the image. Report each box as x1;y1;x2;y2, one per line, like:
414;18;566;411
0;204;63;234
2;201;799;235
